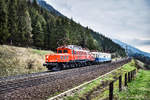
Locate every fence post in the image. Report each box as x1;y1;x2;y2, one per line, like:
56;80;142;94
125;73;127;86
133;70;135;78
130;71;132;81
133;69;136;79
128;72;131;82
119;75;122;91
109;81;114;100
134;69;136;77
131;70;134;80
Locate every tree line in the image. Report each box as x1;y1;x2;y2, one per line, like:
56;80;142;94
0;0;126;57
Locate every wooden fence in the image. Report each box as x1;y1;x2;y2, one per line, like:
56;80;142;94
108;69;137;100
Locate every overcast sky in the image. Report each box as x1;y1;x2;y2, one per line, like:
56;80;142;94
45;0;150;53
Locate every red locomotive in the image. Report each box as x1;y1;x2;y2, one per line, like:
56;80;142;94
43;45;94;70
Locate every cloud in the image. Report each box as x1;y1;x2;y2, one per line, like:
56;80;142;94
45;0;72;12
129;39;150;46
45;0;150;52
136;45;150;53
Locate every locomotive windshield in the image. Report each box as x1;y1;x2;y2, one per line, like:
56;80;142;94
64;50;68;53
58;50;62;53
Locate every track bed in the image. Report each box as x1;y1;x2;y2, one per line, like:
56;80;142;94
0;58;131;100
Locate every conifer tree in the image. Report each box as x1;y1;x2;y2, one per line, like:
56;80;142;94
8;0;18;45
32;20;44;48
32;0;38;9
17;0;32;46
0;0;9;44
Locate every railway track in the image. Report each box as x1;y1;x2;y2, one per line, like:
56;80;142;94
0;71;51;82
0;58;131;100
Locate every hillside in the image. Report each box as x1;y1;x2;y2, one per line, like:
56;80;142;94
113;39;150;65
91;32;125;56
0;0;125;57
37;0;64;17
0;45;53;77
113;39;150;57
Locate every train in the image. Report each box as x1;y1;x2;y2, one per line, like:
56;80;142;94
43;45;111;70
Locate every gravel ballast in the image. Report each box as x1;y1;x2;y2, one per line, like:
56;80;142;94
0;58;131;100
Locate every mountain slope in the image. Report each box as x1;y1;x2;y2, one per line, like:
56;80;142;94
36;0;126;56
113;39;150;64
37;0;64;17
0;0;125;57
91;32;126;57
113;39;150;57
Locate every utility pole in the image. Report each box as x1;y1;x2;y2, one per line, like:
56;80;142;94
125;45;128;58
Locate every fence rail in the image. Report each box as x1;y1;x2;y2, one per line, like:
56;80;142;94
108;69;137;100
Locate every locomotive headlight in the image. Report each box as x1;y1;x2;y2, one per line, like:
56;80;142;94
46;56;49;59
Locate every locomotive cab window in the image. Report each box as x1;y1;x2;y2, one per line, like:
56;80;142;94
58;50;62;53
64;50;68;53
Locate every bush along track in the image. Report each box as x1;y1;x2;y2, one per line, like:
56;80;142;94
0;59;130;100
0;45;53;77
64;59;137;100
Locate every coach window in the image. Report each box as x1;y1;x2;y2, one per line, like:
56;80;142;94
61;56;63;60
64;50;68;53
58;50;62;53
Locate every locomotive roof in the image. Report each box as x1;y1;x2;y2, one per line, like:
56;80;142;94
49;53;70;56
66;45;82;50
58;45;90;52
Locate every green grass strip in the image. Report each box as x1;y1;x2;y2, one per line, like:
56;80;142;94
116;69;150;100
64;60;137;100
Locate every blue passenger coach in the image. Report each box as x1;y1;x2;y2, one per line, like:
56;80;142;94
91;52;111;63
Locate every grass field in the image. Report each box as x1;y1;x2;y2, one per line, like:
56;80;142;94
0;45;54;77
116;69;150;100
